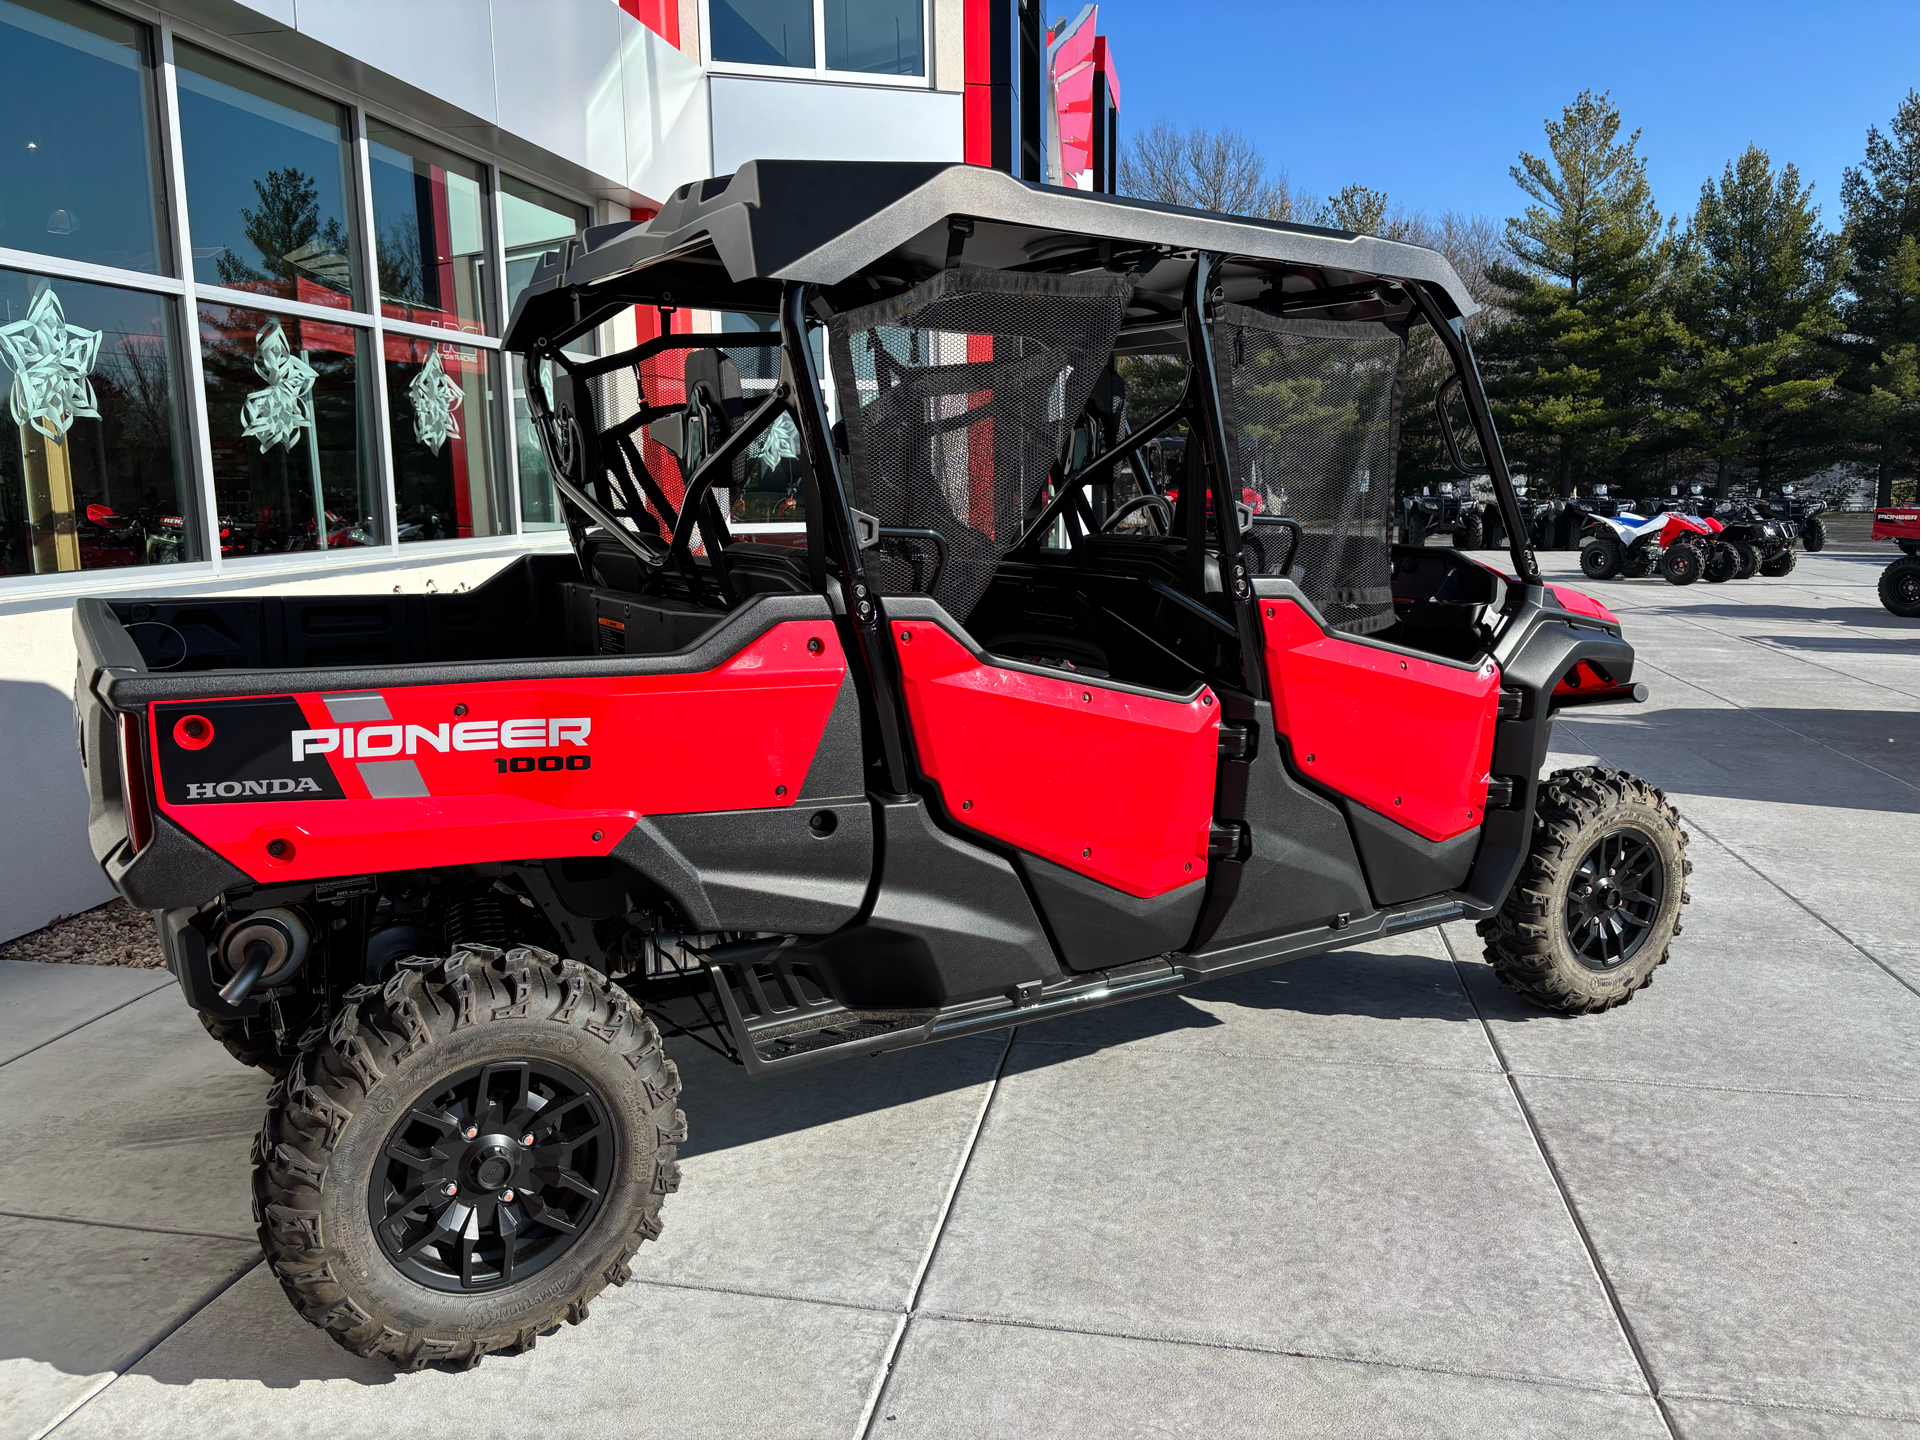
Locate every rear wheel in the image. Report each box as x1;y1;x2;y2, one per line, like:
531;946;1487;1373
1453;512;1485;551
1659;542;1702;586
1579;536;1622;580
1759;546;1798;577
1881;554;1920;617
1704;540;1740;583
1801;515;1827;552
201;1012;297;1077
253;945;683;1371
1479;767;1690;1013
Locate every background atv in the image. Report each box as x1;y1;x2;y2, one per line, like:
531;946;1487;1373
1758;482;1829;552
1708;501;1800;579
72;162;1688;1373
1873;506;1919;616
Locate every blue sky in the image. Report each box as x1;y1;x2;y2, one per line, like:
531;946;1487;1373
1090;0;1917;231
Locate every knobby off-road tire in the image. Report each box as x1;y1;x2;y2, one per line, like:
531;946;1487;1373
1881;554;1920;617
253;945;684;1371
1580;536;1621;580
202;1012;299;1076
1731;540;1760;579
1704;540;1740;583
1801;515;1827;552
1454;512;1485;551
1659;542;1702;586
1759;546;1798;577
1621;545;1655;578
1478;767;1690;1013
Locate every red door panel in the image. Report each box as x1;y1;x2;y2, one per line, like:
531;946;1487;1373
891;620;1218;898
1259;600;1498;842
150;620;848;883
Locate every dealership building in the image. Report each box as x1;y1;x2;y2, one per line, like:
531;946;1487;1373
0;0;1121;941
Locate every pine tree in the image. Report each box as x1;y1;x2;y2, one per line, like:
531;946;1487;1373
1480;90;1681;498
1835;92;1918;504
1663;147;1847;492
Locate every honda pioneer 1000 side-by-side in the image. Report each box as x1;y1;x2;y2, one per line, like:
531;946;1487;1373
72;162;1691;1370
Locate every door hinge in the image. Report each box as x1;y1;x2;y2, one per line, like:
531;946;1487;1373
1485;776;1519;808
1207;820;1248;860
1217;722;1257;761
1496;688;1526;720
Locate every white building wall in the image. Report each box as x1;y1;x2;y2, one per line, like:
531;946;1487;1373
708;76;962;173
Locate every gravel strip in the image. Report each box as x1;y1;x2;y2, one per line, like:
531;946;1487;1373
0;898;166;968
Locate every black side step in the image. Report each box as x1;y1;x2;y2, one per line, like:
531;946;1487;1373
709;896;1468;1078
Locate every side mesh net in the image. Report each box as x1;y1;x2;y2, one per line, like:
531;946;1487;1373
1211;306;1405;636
827;265;1133;623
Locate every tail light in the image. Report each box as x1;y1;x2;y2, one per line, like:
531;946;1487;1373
118;713;154;853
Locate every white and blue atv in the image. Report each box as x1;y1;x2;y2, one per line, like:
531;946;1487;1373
1578;508;1734;585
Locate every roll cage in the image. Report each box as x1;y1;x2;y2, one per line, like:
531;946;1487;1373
508;161;1542;795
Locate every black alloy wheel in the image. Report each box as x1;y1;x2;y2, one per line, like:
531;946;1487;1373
372;1058;614;1293
1562;830;1666;970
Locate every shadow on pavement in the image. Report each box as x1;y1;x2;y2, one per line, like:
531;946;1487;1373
1569;706;1920;802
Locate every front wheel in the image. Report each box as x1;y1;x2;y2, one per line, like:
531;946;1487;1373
1478;767;1690;1013
1731;540;1760;579
1453;512;1485;551
1580;535;1622;580
1801;515;1827;552
1881;554;1920;617
253;946;683;1371
1659;541;1702;585
1759;546;1798;577
1621;544;1655;578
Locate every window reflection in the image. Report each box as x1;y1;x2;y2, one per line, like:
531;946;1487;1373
367;121;493;334
198;301;378;552
386;336;505;541
825;0;923;75
711;0;815;66
500;175;590;320
0;269;193;575
0;0;168;274
175;45;358;311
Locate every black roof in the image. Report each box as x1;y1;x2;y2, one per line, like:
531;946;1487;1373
503;160;1479;352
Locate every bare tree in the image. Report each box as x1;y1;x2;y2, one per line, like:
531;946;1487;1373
1120;120;1297;220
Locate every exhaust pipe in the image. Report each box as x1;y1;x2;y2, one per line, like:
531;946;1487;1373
216;908;310;1006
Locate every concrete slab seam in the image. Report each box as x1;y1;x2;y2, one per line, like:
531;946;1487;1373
0;978;175;1070
1552;721;1919;998
28;1256;263;1441
860;1027;1017;1439
0;1206;257;1245
1440;925;1680;1439
1501;1073;1919;1105
902;1304;1669;1404
1009;1034;1502;1077
1659;1387;1921;1426
629;1273;906;1318
1651;610;1921;709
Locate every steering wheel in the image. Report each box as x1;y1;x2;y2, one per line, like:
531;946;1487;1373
1099;494;1174;534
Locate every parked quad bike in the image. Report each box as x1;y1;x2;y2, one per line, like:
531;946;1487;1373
1578;510;1735;586
1758;483;1828;553
1872;506;1920;617
72;163;1690;1372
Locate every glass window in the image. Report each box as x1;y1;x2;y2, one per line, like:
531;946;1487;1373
500;174;590;321
175;45;358;311
198;301;378;552
0;0;168;274
386;334;506;542
0;270;192;575
511;355;562;532
711;0;814;67
825;0;923;75
366;120;493;334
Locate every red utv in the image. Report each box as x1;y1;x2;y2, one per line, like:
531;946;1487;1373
1873;506;1919;616
72;162;1690;1370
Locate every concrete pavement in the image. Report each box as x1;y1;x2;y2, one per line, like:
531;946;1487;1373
1;550;1913;1439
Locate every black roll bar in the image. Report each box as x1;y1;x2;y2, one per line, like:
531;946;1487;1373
1010;378;1192;554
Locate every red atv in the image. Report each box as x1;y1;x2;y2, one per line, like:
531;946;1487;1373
73;162;1690;1370
1873;506;1919;616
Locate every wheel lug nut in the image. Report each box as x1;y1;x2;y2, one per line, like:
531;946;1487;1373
444;1183;458;1196
464;1126;477;1140
502;1189;515;1202
522;1134;534;1147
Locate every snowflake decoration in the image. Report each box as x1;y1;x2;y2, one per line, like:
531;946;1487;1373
747;411;800;470
0;286;102;443
408;346;463;454
240;318;317;452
